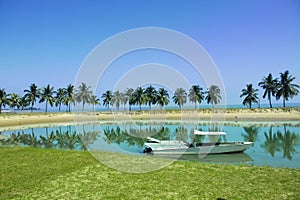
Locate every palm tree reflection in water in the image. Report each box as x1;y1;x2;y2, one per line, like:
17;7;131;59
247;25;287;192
242;126;260;143
1;125;100;150
261;125;300;160
1;124;299;161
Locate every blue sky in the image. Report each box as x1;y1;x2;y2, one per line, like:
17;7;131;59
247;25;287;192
0;0;299;107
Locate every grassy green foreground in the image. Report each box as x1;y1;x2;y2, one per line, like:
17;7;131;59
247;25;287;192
1;147;299;199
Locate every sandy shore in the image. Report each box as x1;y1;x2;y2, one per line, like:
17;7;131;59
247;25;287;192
0;109;299;129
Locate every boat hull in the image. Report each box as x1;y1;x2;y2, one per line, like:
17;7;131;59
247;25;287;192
144;142;253;155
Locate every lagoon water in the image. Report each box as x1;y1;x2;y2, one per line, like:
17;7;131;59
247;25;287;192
1;121;299;169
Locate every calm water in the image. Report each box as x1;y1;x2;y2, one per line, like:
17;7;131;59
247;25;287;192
1;121;299;168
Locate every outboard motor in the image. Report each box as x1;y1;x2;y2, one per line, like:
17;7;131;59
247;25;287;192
143;147;153;154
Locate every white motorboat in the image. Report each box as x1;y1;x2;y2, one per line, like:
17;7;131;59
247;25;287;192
143;130;253;155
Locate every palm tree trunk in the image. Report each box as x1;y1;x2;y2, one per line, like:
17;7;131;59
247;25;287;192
283;98;286;108
45;100;48;113
269;99;272;108
129;104;131;111
194;102;197;109
0;104;2;114
139;104;141;111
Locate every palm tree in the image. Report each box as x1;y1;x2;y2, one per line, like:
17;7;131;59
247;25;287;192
172;88;187;108
124;88;134;111
205;85;222;108
102;90;113;109
132;87;146;111
258;73;278;108
111;90;123;111
0;88;8;114
19;96;30;111
276;70;300;107
39;84;56;113
188;85;204;109
120;92;128;111
240;84;259;109
66;84;75;112
8;93;20;110
90;95;100;112
76;82;92;111
24;83;40;112
144;85;157;110
55;88;66;112
156;88;169;109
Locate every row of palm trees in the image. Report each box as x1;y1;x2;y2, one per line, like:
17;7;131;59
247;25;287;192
0;83;100;113
101;85;221;111
0;83;222;114
0;70;298;113
240;70;300;109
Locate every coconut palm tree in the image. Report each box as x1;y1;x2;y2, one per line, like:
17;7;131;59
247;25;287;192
90;95;100;112
39;84;56;113
55;88;66;112
124;88;134;111
240;84;259;109
172;88;187;109
102;90;113;109
120;92;128;111
0;88;8;114
156;88;169;109
188;85;204;109
111;90;123;111
144;85;157;110
276;70;300;107
8;93;20;110
65;84;75;112
258;73;278;108
76;82;92;111
205;85;222;108
19;96;30;111
132;87;146;111
24;83;40;112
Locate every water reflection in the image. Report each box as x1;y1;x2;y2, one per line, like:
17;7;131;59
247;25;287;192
242;126;259;143
0;125;100;150
103;126;172;147
1;122;300;167
260;126;300;160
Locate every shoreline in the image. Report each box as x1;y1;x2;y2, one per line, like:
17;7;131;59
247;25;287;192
0;109;299;130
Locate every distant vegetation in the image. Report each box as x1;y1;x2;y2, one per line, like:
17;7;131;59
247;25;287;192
0;70;299;113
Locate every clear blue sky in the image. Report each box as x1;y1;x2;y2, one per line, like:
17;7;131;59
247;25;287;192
0;0;299;107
